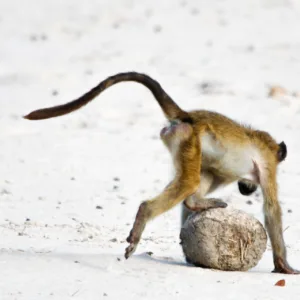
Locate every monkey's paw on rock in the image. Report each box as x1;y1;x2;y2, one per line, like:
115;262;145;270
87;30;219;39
180;208;267;271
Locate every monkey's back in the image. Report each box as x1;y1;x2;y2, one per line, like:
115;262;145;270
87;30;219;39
190;110;251;143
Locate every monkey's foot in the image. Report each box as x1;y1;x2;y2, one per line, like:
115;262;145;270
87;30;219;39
125;228;141;259
184;198;227;212
272;258;300;274
125;242;138;259
124;202;148;259
207;198;228;209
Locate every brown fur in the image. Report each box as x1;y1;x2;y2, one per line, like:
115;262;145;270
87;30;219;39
24;72;298;274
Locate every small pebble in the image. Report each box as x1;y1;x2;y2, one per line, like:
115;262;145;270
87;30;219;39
268;85;287;98
153;25;162;33
292;91;300;98
85;69;93;75
41;34;48;41
30;34;37;41
190;8;199;15
1;189;11;195
51;90;58;96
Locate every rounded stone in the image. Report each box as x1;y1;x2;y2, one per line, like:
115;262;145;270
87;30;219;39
180;208;267;271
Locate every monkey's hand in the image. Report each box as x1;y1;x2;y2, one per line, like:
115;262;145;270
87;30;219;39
272;258;300;274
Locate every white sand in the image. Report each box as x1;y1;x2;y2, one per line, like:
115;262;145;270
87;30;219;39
1;0;300;299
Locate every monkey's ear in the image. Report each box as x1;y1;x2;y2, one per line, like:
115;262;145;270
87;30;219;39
277;141;287;162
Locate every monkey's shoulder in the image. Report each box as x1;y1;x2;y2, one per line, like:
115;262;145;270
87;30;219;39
191;110;279;149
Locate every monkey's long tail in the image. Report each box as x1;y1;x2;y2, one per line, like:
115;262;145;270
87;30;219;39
24;72;192;123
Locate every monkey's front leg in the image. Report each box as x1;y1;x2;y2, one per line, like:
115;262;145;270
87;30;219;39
261;167;300;274
125;176;200;259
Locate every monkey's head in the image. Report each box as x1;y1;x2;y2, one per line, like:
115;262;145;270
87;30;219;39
253;130;287;163
160;121;193;150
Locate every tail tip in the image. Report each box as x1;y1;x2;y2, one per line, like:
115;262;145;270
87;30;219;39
23;111;41;120
23;113;34;120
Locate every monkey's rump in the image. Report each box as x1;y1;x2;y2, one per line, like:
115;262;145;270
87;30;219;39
180;208;267;271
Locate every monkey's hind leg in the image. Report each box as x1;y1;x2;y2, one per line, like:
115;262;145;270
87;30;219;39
125;127;201;259
125;176;200;258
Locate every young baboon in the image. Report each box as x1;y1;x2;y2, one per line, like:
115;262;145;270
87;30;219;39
24;72;298;274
